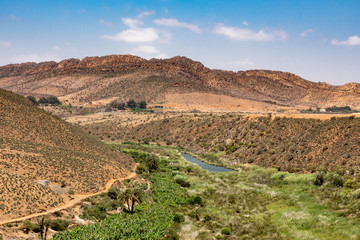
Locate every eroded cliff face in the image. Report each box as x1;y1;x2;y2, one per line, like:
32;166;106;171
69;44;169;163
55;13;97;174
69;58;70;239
0;54;359;109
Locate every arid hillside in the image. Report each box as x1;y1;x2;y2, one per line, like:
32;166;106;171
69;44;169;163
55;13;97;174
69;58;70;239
0;88;135;221
0;55;359;112
77;112;360;174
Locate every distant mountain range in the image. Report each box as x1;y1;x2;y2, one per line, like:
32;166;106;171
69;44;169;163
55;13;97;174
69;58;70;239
0;55;359;111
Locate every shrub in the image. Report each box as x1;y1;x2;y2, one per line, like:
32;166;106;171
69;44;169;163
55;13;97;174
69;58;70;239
188;195;203;205
314;171;325;186
221;227;231;235
174;175;190;187
22;220;41;232
136;164;147;174
81;205;107;221
27;96;38;105
47;96;61;105
138;101;147;109
145;155;159;172
352;189;360;199
344;179;355;188
173;213;185;223
49;219;69;231
110;101;126;110
127;99;137;109
326;172;344;187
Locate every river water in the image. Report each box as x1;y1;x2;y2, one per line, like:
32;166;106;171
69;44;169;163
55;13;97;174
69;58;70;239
181;153;234;172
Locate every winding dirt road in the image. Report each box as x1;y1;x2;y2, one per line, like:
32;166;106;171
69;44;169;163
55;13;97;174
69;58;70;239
0;169;137;226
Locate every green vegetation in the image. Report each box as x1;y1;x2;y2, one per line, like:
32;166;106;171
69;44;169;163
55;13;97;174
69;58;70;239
27;96;38;105
38;96;61;105
53;143;360;239
21;217;68;240
301;105;357;113
86;113;360;174
109;99;148;110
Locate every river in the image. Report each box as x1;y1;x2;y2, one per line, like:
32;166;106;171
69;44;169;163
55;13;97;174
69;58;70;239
181;153;234;172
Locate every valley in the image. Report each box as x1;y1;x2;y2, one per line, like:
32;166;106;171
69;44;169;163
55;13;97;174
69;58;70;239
0;55;359;239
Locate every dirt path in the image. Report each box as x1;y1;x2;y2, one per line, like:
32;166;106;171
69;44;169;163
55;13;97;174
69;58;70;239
0;169;137;226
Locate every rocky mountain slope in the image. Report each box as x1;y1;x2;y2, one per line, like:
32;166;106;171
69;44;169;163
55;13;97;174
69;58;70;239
0;55;359;111
0;88;134;220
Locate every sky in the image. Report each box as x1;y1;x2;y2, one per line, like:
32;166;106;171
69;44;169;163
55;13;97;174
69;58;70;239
0;0;359;85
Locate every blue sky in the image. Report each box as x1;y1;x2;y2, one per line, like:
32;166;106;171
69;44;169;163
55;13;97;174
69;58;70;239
0;0;359;85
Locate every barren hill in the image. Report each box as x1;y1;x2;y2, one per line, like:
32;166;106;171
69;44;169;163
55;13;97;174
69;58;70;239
0;88;135;220
0;55;359;111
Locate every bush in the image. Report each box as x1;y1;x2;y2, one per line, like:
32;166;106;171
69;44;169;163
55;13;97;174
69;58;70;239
314;171;325;186
138;101;147;109
174;175;190;187
145;155;159;173
352;189;360;199
188;195;203;205
49;219;69;231
173;213;185;223
110;101;126;110
221;227;231;235
38;96;61;105
47;96;61;105
81;205;107;221
127;99;137;109
326;172;344;187
27;96;38;105
344;179;355;188
136;164;147;174
22;220;41;232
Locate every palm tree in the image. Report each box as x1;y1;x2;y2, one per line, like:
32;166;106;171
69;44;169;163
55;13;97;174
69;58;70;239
122;181;144;214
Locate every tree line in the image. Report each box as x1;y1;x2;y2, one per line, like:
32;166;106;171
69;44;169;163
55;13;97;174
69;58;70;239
109;99;147;110
27;96;61;106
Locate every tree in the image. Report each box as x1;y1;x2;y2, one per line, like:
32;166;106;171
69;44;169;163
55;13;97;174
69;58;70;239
122;181;144;214
47;96;61;105
138;101;147;109
127;99;137;109
38;216;50;240
110;101;126;110
144;155;159;172
38;96;61;105
38;97;48;104
27;96;38;105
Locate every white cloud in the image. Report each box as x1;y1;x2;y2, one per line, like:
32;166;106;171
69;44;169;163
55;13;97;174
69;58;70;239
331;35;360;46
52;45;61;51
79;9;87;13
137;10;155;19
122;17;143;28
10;15;17;20
10;54;61;63
0;40;11;47
213;24;287;41
102;28;159;43
99;19;112;26
153;18;202;33
131;45;168;59
242;21;249;26
301;29;315;37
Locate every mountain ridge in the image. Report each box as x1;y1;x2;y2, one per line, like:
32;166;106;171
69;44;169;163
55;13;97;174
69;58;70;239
0;54;359;111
